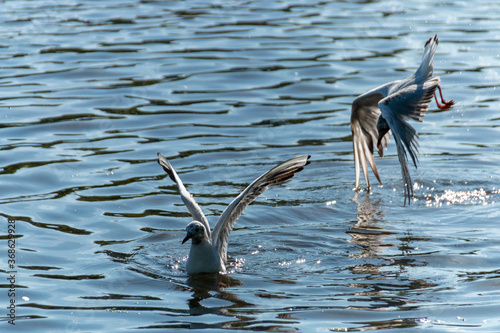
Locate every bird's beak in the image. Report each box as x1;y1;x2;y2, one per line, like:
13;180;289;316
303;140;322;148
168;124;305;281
182;233;192;244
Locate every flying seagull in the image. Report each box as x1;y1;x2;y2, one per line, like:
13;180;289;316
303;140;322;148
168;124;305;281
350;35;454;205
157;153;310;274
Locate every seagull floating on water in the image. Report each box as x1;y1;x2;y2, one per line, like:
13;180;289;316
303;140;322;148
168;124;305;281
157;153;310;274
350;35;454;205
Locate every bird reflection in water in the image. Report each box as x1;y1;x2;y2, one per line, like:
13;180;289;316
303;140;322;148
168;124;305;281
347;192;435;318
348;192;394;262
185;272;252;317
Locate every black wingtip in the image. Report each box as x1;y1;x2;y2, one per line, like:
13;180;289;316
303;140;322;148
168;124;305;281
157;152;178;184
305;155;312;166
296;154;312;173
268;154;311;186
425;34;438;48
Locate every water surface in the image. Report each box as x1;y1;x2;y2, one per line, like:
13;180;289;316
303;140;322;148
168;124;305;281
1;0;500;332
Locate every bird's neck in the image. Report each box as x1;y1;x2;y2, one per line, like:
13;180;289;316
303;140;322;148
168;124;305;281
189;236;215;261
191;235;211;247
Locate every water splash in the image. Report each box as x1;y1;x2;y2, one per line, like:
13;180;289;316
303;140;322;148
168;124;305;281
424;188;499;207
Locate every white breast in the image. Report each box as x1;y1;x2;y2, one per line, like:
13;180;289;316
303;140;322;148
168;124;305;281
186;241;225;274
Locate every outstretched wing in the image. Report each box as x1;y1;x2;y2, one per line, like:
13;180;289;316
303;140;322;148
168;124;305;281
414;34;438;83
351;91;390;189
212;155;311;264
157;153;210;238
378;77;440;204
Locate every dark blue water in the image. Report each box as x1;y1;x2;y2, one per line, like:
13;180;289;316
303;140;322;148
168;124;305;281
1;0;499;331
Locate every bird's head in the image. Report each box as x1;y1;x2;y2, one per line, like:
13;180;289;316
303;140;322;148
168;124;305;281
182;221;207;245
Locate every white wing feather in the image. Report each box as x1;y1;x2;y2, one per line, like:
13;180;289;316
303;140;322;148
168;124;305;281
414;34;438;82
157;153;211;238
351;91;390;189
212;155;310;264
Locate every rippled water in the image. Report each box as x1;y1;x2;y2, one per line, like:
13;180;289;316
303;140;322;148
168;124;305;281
1;0;500;331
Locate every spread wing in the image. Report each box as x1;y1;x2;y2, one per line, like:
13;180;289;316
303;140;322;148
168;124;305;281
378;77;440;205
212;155;311;264
414;34;438;83
351;91;390;189
157;153;210;238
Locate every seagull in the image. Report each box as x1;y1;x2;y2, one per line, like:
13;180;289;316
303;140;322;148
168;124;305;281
350;35;454;205
157;153;311;274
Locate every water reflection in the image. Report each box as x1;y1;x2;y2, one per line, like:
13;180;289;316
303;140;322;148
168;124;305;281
2;0;499;330
141;272;256;329
186;274;250;317
186;273;244;292
348;192;393;260
347;192;435;316
116;234;258;328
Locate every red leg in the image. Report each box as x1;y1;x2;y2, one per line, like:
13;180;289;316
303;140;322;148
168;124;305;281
434;92;446;109
434;85;455;110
